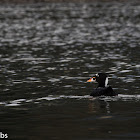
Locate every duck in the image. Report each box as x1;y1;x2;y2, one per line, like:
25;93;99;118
87;73;117;97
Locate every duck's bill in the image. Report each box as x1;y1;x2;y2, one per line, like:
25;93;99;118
87;78;94;82
87;77;96;82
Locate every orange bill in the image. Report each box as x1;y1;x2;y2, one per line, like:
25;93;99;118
87;78;93;82
87;77;96;82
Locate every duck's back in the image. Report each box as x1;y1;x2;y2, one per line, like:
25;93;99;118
90;86;117;97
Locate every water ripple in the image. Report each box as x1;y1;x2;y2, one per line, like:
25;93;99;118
0;94;140;107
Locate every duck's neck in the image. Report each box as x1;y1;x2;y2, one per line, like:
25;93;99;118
98;83;105;88
98;77;108;88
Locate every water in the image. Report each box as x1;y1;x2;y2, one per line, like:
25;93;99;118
0;1;140;139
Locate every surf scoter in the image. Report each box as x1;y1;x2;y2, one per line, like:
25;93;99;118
87;73;117;97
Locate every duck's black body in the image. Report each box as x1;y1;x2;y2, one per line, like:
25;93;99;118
87;73;118;97
90;86;117;97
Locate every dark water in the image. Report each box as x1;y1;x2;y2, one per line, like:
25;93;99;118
0;1;140;139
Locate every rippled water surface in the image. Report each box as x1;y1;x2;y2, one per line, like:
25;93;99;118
0;1;140;139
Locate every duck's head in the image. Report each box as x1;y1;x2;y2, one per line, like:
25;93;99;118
87;73;108;87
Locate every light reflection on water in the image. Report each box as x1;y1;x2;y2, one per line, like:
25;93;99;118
0;94;140;107
0;1;140;139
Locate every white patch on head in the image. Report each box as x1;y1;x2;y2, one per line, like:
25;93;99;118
96;73;99;77
105;77;108;87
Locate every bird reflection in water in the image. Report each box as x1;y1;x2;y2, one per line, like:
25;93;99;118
88;98;111;115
